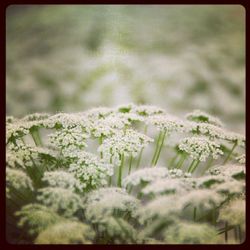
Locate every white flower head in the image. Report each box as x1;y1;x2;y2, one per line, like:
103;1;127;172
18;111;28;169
35;221;95;244
178;136;223;161
122;167;169;188
84;187;139;222
185;109;224;127
98;129;153;166
68;151;114;190
236;154;245;164
37;187;83;217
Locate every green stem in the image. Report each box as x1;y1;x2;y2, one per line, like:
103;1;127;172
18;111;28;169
175;154;187;169
30;128;42;146
234;226;238;242
154;130;167;166
118;154;124;187
193;207;197;221
201;156;214;175
99;136;103;159
225;222;228;242
128;155;133;174
168;153;179;169
188;160;200;173
151;131;163;166
136;148;143;169
237;225;242;243
223;141;237;164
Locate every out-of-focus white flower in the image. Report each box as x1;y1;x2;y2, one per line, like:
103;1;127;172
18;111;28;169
236;154;245;164
42;170;85;192
37;187;83;217
16;204;63;236
122;167;169;188
208;164;245;180
6;168;34;199
84;187;139;222
35;220;95;244
178;136;223;161
186;109;224;127
215;180;245;196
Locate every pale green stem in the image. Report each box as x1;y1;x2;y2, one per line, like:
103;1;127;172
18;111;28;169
151;131;163;166
201;156;214;175
175;153;187;169
99;135;103;159
30;128;42;146
118;154;124;187
238;225;242;243
154;130;167;166
193;207;197;221
223;141;237;164
187;159;197;173
128;155;133;174
136;125;148;169
189;160;200;174
168;152;179;169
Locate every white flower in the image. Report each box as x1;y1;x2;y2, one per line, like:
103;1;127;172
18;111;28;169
186;109;224;127
42;170;85;192
164;221;220;244
48;126;89;157
84;187;139;222
98;129;153;166
122;167;169;188
37;187;83;217
142;178;193;196
146;114;187;133
208;164;245;180
178;136;223;161
16;204;62;236
236;154;245;164
6;168;34;199
215;180;245;196
218;199;245;228
68;151;113;190
35;221;95;244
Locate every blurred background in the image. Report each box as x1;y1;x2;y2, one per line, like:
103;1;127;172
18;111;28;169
6;5;245;133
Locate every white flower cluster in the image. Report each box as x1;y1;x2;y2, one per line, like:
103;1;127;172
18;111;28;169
218;199;245;228
122;167;169;188
68;151;113;190
35;221;95;244
207;164;245;180
185;109;224;127
215;180;245;196
236;154;245;164
98;129;153;166
48;126;89;157
147;114;186;133
36;187;83;217
142;178;192;196
42;171;85;192
6;168;34;199
164;221;219;244
168;169;192;178
16;204;62;236
193;175;226;189
84;187;139;222
96;217;141;244
178;136;223;161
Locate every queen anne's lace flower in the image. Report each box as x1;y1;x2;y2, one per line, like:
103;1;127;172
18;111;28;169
142;178;193;196
98;129;153;166
218;199;245;228
193;175;226;189
16;204;62;236
178;136;223;161
68;151;113;190
96;217;142;244
36;187;83;217
122;167;169;188
215;180;245;196
147;114;187;133
42;171;85;192
48;126;89;157
6;168;34;199
186;109;224;127
164;221;220;244
208;164;245;180
35;221;95;244
236;154;245;164
84;187;139;222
